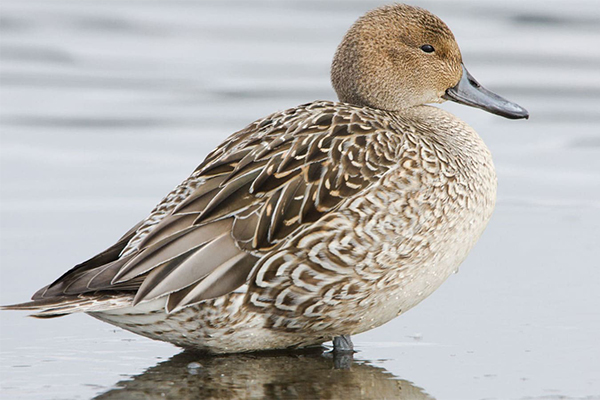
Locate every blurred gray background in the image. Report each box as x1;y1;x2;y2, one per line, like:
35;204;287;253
1;1;599;399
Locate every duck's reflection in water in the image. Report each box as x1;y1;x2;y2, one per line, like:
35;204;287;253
94;348;434;400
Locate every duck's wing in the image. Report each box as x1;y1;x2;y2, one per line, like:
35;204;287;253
33;102;399;313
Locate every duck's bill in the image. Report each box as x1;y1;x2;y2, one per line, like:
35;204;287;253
443;65;529;120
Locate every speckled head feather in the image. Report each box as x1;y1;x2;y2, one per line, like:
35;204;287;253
331;4;463;111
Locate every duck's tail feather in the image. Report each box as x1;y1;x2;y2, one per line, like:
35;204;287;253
1;293;135;318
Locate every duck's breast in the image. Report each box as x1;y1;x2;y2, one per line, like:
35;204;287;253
245;105;497;335
348;105;497;330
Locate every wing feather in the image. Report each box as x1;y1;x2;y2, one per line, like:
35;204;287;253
166;252;257;313
27;101;401;313
133;230;241;304
114;219;232;283
32;221;144;300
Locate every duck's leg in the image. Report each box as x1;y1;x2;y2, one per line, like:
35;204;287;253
332;335;354;353
331;335;354;369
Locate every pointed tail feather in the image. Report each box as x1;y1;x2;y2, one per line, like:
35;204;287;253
1;294;135;318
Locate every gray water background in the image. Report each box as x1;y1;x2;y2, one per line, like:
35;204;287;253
1;0;599;399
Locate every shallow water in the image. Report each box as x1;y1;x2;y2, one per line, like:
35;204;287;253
1;0;599;399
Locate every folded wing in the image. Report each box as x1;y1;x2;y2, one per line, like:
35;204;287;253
30;101;398;313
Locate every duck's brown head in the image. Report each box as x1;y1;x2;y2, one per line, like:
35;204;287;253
331;4;528;119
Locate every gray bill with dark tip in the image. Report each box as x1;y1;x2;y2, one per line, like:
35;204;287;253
443;65;529;120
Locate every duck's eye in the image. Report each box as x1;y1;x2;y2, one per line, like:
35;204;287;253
420;44;435;53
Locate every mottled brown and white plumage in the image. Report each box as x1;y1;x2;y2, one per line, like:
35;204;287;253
2;4;527;353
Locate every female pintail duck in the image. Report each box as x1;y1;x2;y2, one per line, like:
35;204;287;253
3;4;528;353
